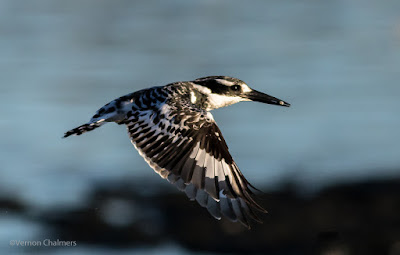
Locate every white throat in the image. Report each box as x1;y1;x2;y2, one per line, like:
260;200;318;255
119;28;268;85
206;93;249;110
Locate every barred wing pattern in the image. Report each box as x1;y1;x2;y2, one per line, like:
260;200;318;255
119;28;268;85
125;102;266;228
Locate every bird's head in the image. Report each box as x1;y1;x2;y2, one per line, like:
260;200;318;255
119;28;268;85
190;76;290;110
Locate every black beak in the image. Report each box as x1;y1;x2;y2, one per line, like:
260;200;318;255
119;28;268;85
246;89;290;107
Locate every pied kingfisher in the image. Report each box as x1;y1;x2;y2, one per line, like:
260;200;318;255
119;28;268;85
64;76;290;228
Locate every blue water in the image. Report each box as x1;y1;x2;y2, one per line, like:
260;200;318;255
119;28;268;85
1;0;400;253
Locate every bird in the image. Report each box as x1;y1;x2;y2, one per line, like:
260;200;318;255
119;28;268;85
63;76;290;228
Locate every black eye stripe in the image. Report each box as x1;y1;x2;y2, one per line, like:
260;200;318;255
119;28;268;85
193;79;243;95
194;80;229;94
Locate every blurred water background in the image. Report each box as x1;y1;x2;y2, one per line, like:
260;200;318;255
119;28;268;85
1;0;400;254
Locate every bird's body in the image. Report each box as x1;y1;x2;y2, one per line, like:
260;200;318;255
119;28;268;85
64;76;290;228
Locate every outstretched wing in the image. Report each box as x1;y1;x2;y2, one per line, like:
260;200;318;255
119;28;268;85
125;102;266;228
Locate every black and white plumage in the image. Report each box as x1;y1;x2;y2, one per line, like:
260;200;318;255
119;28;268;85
64;76;290;228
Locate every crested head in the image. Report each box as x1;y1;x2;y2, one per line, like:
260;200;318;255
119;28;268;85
189;76;290;111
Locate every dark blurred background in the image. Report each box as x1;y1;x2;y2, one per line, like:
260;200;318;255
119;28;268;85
1;0;400;254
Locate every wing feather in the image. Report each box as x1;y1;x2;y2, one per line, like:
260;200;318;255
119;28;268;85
125;102;266;228
206;196;222;219
195;189;208;207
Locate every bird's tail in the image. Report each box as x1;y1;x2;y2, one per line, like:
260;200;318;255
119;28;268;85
63;119;106;138
63;95;131;138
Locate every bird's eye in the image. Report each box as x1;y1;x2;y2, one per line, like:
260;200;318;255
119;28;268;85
231;85;241;91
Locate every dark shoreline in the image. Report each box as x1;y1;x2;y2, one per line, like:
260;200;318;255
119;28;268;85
3;175;398;254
